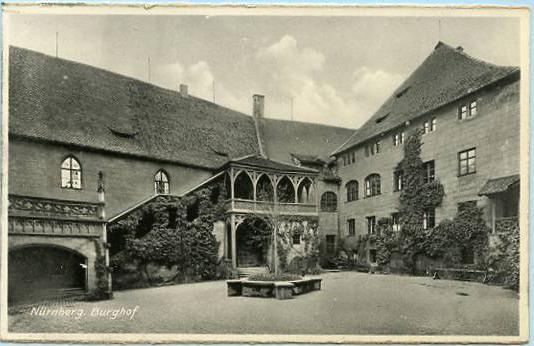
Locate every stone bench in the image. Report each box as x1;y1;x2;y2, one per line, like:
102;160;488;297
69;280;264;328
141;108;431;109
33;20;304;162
226;277;322;299
226;279;243;296
273;282;294;300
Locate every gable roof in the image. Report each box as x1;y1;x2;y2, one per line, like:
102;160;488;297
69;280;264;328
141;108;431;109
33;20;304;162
333;41;519;155
259;118;355;163
9;46;260;170
225;154;317;174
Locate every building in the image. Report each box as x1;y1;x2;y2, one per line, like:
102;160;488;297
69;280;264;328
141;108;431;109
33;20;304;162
6;40;520;302
7;46;352;303
332;42;520;266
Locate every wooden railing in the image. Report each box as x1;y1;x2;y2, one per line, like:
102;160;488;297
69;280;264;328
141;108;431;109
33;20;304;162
224;199;317;215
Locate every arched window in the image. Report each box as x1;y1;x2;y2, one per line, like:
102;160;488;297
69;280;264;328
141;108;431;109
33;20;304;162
346;180;358;202
234;171;253;200
256;174;274;201
297;178;313;203
364;174;381;197
61;156;82;189
321;192;338;212
154;170;170;194
277;176;295;203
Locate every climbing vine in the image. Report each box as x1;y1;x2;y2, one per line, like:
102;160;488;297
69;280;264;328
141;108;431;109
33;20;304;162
395;130;444;273
109;180;226;287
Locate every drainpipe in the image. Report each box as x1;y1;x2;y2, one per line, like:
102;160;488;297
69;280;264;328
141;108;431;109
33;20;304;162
98;171;112;297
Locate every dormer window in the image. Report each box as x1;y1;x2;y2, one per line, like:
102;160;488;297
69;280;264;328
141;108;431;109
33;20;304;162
61;156;82;189
154;170;170;194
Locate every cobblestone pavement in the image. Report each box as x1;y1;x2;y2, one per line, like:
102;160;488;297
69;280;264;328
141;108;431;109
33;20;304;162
9;272;519;335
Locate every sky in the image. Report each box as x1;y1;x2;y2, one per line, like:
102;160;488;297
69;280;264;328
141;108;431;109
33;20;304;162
8;14;521;129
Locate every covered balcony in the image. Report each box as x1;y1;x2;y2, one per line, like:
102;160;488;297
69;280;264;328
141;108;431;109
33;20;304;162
222;155;319;216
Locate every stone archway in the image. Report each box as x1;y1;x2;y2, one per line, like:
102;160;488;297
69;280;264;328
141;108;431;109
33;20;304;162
8;244;87;304
236;218;271;268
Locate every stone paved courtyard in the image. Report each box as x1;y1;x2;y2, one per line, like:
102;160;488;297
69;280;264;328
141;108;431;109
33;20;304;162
9;272;518;335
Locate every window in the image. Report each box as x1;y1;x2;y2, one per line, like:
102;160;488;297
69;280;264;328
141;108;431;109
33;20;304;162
364;174;381;197
392;212;401;232
423;118;436;134
458;148;476;176
326;235;336;255
346;181;359;202
347;219;356;236
394;170;404;191
292;232;301;245
366;140;381;156
61;156;82;189
351;151;356;163
458;200;477;213
393;131;405;146
367;216;376;234
320;192;338;212
459;100;477;119
469;100;477;116
423;208;435;230
154;170;170;194
423;160;435;183
459;104;468;119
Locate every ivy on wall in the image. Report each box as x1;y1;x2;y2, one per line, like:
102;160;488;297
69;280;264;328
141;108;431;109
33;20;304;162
395;129;445;273
109;180;226;287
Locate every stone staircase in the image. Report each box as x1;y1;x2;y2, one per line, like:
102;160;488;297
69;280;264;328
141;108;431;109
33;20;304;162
237;266;269;278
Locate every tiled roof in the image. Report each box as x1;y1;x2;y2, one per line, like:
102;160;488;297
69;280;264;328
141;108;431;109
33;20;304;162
333;41;519;155
260;118;355;163
227;155;318;174
9;46;260;170
478;174;520;196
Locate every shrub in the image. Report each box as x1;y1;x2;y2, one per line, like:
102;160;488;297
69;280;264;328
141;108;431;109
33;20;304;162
248;273;302;282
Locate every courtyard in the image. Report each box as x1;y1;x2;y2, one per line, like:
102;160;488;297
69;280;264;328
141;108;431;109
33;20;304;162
9;272;518;335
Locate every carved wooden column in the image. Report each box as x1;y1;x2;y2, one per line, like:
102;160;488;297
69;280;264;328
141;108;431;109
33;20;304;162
230;214;237;268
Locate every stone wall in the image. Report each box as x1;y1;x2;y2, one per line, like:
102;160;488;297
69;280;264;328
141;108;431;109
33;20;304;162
9;139;213;217
337;79;520;263
8;234;102;293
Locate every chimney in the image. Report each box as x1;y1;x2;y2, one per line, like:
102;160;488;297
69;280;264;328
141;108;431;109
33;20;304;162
253;94;265;118
180;84;188;98
456;46;464;52
251;94;266;158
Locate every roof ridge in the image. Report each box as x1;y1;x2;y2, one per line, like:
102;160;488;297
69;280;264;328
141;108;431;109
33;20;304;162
261;117;356;130
9;45;256;121
332;42;520;155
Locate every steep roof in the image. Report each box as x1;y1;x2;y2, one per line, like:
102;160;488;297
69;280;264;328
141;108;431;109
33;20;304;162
9;46;260;170
225;154;317;174
260;118;355;163
333;42;520;155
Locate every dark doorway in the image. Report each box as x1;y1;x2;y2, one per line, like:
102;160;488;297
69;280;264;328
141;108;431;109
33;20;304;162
8;245;87;304
236;219;270;267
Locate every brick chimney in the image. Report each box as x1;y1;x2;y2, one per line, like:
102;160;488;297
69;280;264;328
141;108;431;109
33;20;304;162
252;94;266;158
253;94;265;118
180;84;188;98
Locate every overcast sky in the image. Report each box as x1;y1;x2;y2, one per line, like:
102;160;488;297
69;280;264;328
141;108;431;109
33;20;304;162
8;14;520;128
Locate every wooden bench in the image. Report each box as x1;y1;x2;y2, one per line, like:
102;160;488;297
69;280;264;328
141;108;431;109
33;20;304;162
429;268;487;283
